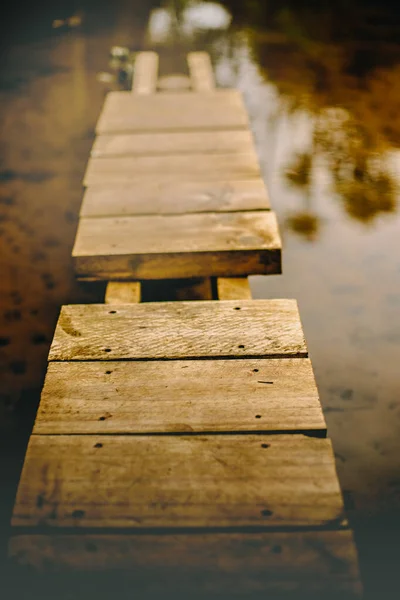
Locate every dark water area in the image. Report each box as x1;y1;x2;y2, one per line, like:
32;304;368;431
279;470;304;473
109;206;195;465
0;1;400;598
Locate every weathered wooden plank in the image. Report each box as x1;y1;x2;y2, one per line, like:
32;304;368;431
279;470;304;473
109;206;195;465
83;152;260;186
80;180;271;218
91;130;255;158
95;90;249;134
72;211;282;280
188;51;216;91
217;277;252;300
48;300;307;361
105;282;141;304
33;358;325;435
9;530;362;597
132;51;159;95
12;434;345;529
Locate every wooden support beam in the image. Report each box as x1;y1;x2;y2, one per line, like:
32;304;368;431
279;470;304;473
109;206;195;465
131;51;158;95
217;277;252;300
187;51;216;91
105;282;141;304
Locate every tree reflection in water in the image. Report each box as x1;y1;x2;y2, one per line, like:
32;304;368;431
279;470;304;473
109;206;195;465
218;0;400;230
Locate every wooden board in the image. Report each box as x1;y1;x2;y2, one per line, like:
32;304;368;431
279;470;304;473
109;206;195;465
80;180;271;218
9;530;362;597
11;434;345;529
91;130;256;158
217;277;252;300
72;211;282;280
105;282;141;303
95;90;249;134
131;51;158;95
33;358;325;435
48;300;307;362
83;152;261;186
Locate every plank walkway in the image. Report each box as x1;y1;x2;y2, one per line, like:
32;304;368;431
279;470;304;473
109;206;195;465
8;52;362;599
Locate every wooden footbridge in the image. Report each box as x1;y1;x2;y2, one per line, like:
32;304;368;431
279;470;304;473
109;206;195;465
8;52;362;599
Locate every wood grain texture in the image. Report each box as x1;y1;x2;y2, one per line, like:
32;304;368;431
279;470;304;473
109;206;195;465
217;277;252;300
72;212;282;280
79;180;271;218
187;51;216;91
132;52;159;95
9;530;362;597
83;152;261;186
91;130;255;158
12;434;345;529
105;282;141;304
95;90;249;134
33;358;325;435
48;300;307;361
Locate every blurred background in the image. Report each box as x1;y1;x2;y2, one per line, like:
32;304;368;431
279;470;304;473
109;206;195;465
1;1;400;598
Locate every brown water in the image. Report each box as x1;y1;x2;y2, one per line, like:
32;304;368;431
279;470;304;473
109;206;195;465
1;1;399;598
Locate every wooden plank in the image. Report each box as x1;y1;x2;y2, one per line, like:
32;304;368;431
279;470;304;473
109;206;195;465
72;211;282;280
188;51;216;91
11;434;345;529
80;180;271;218
9;530;362;597
83;152;261;186
131;51;159;95
48;300;307;361
217;277;252;300
105;282;141;304
91;130;255;158
33;358;325;435
95;90;249;134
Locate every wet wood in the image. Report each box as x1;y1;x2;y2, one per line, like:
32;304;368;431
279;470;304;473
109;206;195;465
48;300;307;362
83;152;260;186
80;180;271;218
105;282;141;304
217;277;252;300
187;51;216;91
72;211;282;280
33;358;325;435
91;130;255;158
131;51;159;95
95;90;249;134
9;530;362;597
12;434;344;529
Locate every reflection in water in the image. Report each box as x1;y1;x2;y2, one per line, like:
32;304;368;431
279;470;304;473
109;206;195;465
219;0;400;225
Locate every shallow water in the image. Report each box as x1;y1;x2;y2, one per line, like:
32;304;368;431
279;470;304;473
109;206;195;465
1;1;399;598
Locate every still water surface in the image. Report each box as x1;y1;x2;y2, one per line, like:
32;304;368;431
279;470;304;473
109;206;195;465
0;1;399;597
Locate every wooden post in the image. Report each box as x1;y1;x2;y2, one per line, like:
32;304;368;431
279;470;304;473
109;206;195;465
132;51;159;95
